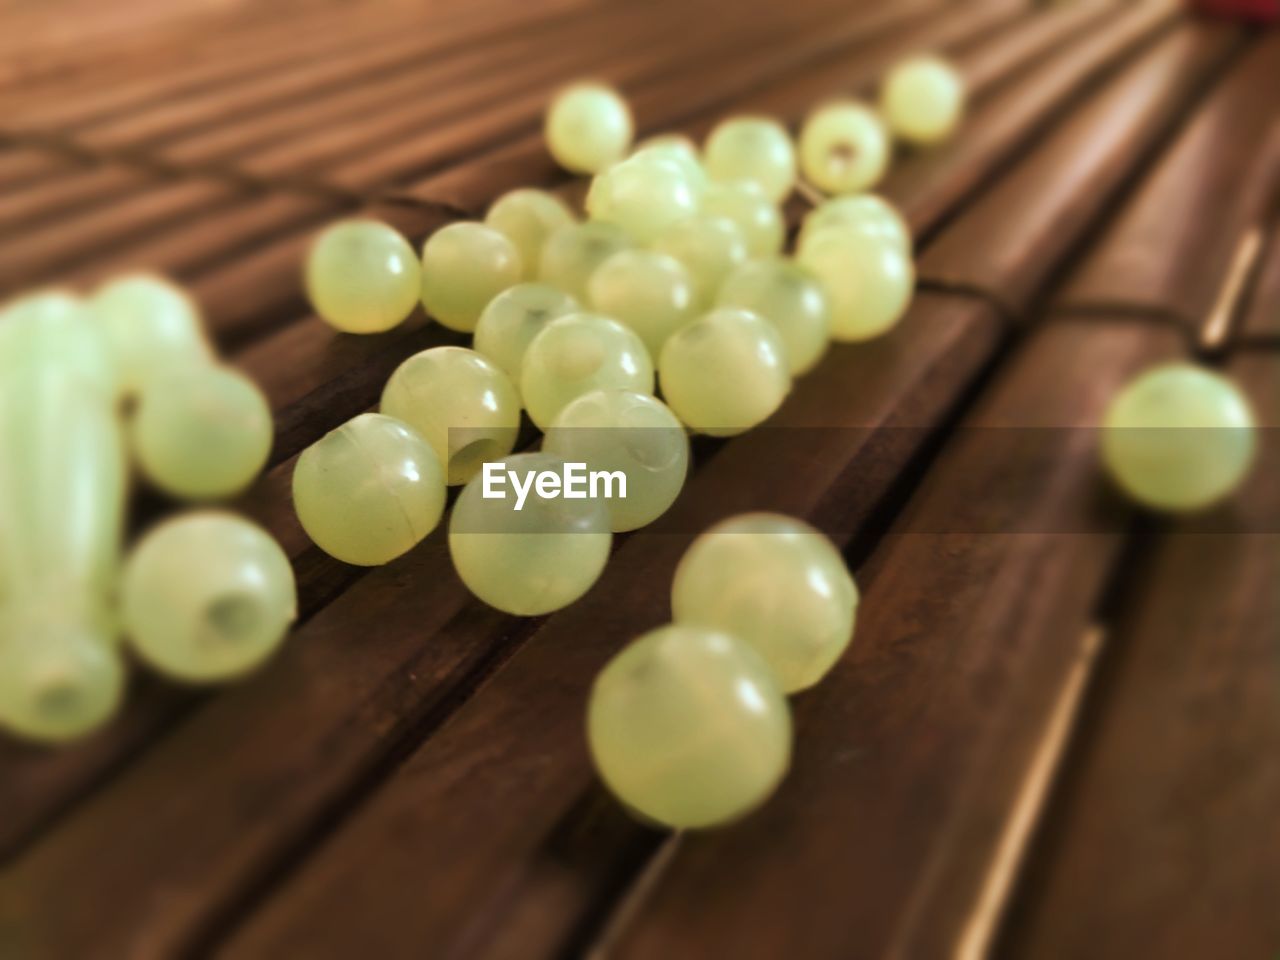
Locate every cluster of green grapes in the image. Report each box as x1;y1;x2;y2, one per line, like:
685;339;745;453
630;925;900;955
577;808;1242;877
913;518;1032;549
0;278;296;743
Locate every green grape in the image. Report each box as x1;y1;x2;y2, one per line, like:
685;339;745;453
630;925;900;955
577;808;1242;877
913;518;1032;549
652;214;750;310
539;221;633;303
587;249;695;357
92;273;212;396
1102;363;1256;512
658;307;790;437
704;116;796;204
521;312;654;429
380;346;521;485
121;511;296;682
544;389;689;532
632;135;708;196
717;259;830;375
797;227;913;341
700;180;784;257
473;282;579;387
672;513;857;692
484;188;577;281
293;413;446;566
587;624;791;829
798;100;891;195
305;219;421;335
131;363;273;500
798;193;911;255
881;55;966;145
448;451;612;615
0;289;116;393
586;154;699;244
420;222;522;332
545;82;633;174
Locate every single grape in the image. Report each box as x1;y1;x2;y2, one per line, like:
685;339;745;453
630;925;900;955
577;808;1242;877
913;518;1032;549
717;259;830;375
1102;363;1256;512
448;451;612;615
122;511;297;682
0;290;116;393
544;389;689;531
586;154;699;244
587;624;791;829
652;214;750;309
305;219;421;335
587;249;695;357
881;55;966;145
92;274;212;396
700;180;784;257
131;363;273;500
473;282;579;387
659;307;789;436
484;189;577;281
631;135;708;196
798;101;891;195
420;222;522;332
798;193;911;255
521;312;654;429
797;227;913;341
545;82;633;174
704;116;796;204
293;413;446;566
672;513;857;692
380;346;521;485
539;221;633;303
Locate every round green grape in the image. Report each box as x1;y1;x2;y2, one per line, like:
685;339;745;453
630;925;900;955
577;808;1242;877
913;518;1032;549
92;273;212;396
586;154;699;244
672;513;858;692
798;227;913;341
293;413;446;566
798;193;911;255
700;180;784;257
305;219;421;335
473;282;579;387
484;188;576;281
881;55;966;145
545;82;633;174
587;624;792;829
380;346;521;485
631;135;708;196
544;389;689;531
717;259;830;374
539;220;633;303
799;100;891;195
448;451;612;615
0;289;116;393
588;249;695;357
704;116;796;204
420;222;522;332
659;307;790;436
122;511;297;683
651;214;749;310
1102;363;1256;512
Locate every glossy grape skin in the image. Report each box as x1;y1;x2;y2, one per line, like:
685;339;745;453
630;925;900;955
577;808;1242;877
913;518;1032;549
521;312;654;429
881;55;966;145
484;189;577;281
798;193;911;255
717;259;830;375
544;389;689;531
587;624;791;829
798;101;891;195
0;290;116;393
700;180;784;257
92;274;212;396
586;154;699;244
121;512;297;682
380;346;521;485
588;249;695;357
448;452;612;615
672;513;858;692
631;135;708;196
704;116;796;204
659;307;789;437
420;222;522;332
545;82;633;174
293;413;446;566
797;227;914;341
305;219;421;335
651;214;749;310
473;282;579;387
132;364;273;500
539;221;634;303
1102;364;1257;512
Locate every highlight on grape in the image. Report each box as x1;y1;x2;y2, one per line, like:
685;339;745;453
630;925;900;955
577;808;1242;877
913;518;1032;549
480;459;626;511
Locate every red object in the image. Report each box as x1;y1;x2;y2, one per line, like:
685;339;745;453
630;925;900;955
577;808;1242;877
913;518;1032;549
1189;0;1280;22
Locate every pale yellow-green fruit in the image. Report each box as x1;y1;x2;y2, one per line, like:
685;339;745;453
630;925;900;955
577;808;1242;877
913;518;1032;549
484;188;577;280
305;219;421;335
798;100;891;195
587;249;695;357
92;273;212;396
1102;363;1257;512
420;222;522;332
651;214;749;310
473;282;579;387
520;312;654;429
798;193;911;255
545;82;633;174
0;289;116;393
672;513;858;692
380;346;521;485
631;135;708;196
544;389;689;532
585;154;699;244
448;451;612;615
717;259;830;375
658;307;790;437
539;221;633;303
700;180;784;257
797;227;914;341
704;116;796;204
587;624;792;829
880;55;966;145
